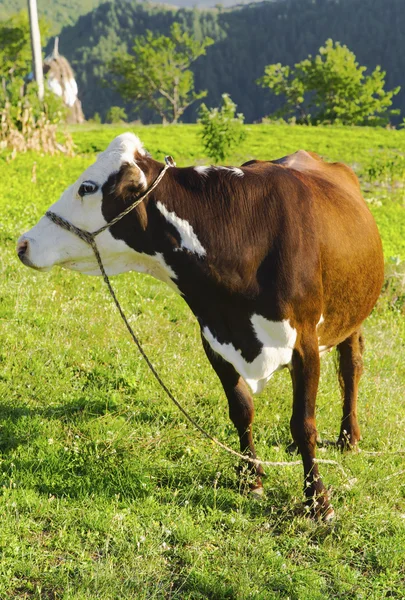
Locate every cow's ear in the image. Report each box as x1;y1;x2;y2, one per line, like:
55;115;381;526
115;163;147;202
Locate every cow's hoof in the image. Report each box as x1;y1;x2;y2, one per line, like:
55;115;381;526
286;441;298;455
337;430;361;451
307;496;335;522
318;502;335;522
304;484;334;522
250;485;265;501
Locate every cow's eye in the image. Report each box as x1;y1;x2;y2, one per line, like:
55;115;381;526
78;180;99;197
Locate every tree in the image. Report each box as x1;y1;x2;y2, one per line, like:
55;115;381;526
108;23;213;124
198;93;246;163
0;11;49;78
257;39;400;126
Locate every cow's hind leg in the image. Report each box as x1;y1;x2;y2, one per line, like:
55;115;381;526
290;329;334;520
201;335;264;494
336;330;363;450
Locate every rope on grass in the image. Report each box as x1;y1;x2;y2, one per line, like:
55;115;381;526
359;449;405;456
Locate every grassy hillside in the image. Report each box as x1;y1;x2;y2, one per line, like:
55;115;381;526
1;124;404;598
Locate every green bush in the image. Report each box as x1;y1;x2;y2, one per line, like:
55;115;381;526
198;93;246;163
105;106;127;124
88;112;102;124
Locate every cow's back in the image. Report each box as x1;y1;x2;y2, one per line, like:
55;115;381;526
242;152;384;347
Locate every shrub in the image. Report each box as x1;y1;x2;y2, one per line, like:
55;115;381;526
198;93;246;163
106;106;127;124
89;112;102;124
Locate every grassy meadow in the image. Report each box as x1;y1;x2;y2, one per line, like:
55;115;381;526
1;123;405;598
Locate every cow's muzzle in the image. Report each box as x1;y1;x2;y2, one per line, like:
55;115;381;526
17;238;31;265
17;237;45;270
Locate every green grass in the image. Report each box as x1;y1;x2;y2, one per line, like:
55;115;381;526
1;124;405;598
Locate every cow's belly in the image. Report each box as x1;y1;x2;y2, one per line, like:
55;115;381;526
202;315;297;394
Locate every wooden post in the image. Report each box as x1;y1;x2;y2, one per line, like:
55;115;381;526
27;0;44;101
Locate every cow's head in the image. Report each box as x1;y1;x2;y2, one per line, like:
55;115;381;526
17;133;166;277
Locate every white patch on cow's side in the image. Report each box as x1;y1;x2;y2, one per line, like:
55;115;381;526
215;166;244;177
156;202;206;257
194;166;210;177
317;314;324;327
194;166;244;178
202;315;297;394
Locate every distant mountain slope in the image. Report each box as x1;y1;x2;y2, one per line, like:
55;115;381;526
0;0;280;31
51;0;405;124
0;0;108;32
49;1;226;121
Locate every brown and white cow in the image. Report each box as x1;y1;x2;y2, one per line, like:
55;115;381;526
17;133;384;519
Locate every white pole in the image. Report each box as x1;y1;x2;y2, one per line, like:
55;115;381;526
27;0;44;101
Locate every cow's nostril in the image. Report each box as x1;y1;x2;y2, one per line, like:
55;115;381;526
17;239;29;258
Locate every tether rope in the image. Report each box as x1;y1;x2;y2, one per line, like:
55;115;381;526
46;156;348;478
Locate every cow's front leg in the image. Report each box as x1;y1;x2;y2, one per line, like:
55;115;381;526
290;330;334;520
201;335;264;494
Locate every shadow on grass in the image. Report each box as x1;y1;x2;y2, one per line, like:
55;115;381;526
0;398;310;521
0;397;118;450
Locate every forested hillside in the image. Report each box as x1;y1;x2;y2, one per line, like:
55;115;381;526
5;0;401;124
0;0;279;28
0;0;106;33
49;0;405;124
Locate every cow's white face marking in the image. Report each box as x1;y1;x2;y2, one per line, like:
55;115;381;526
194;166;244;178
203;315;297;394
156;202;206;257
17;133;179;290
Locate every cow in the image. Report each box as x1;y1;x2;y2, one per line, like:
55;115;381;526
17;132;384;520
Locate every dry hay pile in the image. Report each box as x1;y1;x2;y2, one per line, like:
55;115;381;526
44;39;85;124
0;101;74;157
